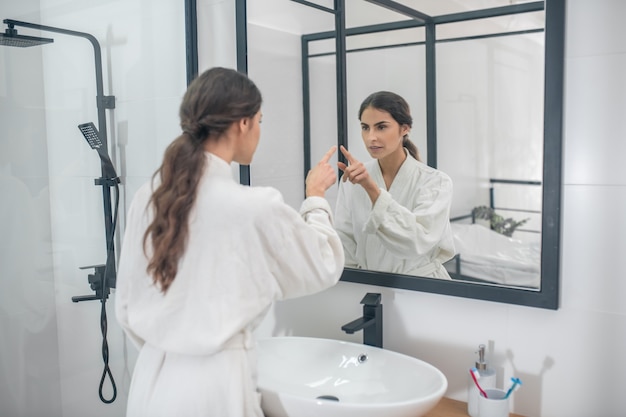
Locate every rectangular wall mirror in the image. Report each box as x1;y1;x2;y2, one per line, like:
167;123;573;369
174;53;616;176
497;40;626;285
240;0;564;309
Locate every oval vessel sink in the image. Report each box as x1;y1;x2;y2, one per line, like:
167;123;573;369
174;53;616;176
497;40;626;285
257;336;447;417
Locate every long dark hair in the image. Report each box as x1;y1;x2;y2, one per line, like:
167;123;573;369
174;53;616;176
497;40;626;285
358;91;420;161
143;67;262;292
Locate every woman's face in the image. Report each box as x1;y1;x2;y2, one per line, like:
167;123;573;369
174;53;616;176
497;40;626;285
360;106;409;160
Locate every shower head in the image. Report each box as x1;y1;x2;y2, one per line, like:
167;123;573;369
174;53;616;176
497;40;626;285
0;26;53;47
79;122;104;150
78;122;119;180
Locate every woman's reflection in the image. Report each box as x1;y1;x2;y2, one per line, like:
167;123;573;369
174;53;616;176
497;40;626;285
335;91;455;278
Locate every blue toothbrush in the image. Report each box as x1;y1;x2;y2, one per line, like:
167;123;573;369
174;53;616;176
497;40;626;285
504;377;522;399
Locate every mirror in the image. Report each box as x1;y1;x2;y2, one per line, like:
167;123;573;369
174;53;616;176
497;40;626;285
241;0;564;309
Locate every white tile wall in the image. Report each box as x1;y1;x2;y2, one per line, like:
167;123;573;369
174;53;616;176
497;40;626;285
563;52;626;185
561;185;626;314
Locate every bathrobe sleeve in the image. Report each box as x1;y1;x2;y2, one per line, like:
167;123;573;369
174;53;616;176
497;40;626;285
250;192;345;300
364;171;453;259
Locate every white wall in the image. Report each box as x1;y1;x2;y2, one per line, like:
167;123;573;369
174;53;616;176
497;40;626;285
254;1;626;416
0;3;61;415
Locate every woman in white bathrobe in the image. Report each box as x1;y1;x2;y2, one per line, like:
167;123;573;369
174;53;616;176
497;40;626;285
335;91;454;278
115;67;344;417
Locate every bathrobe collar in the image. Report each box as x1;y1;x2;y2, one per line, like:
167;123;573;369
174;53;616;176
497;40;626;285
205;152;235;179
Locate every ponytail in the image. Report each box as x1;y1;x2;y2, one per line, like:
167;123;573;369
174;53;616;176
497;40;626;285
402;136;421;162
143;67;262;293
143;133;206;292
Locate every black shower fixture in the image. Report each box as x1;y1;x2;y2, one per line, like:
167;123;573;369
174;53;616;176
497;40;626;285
78;122;119;180
0;23;53;47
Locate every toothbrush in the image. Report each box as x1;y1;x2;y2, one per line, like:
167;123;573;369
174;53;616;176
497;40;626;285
469;367;488;398
504;377;522;399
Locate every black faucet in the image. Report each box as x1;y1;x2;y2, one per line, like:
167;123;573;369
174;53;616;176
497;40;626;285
341;293;383;348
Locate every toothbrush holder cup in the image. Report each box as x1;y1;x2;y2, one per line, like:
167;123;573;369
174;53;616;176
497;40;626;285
477;388;510;417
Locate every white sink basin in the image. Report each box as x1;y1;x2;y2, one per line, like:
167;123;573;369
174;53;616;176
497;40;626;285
257;336;447;417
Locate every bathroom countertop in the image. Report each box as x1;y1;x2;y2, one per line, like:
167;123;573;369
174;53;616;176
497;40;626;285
425;397;525;417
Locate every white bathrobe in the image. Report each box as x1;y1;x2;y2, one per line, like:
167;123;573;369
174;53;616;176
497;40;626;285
115;153;344;417
335;152;454;278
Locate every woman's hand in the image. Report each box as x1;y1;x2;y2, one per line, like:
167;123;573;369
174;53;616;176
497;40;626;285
338;146;380;203
305;146;338;197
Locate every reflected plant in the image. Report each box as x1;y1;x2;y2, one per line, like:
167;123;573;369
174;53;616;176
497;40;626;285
472;206;529;237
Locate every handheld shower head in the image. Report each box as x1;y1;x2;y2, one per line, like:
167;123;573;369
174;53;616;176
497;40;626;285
0;25;53;47
78;122;119;180
79;122;104;150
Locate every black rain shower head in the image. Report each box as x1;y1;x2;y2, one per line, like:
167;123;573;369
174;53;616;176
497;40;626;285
0;26;53;47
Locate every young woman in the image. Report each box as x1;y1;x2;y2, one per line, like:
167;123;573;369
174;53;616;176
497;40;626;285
335;91;454;278
115;67;344;417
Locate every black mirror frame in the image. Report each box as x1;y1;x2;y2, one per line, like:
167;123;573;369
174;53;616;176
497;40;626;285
218;0;564;309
